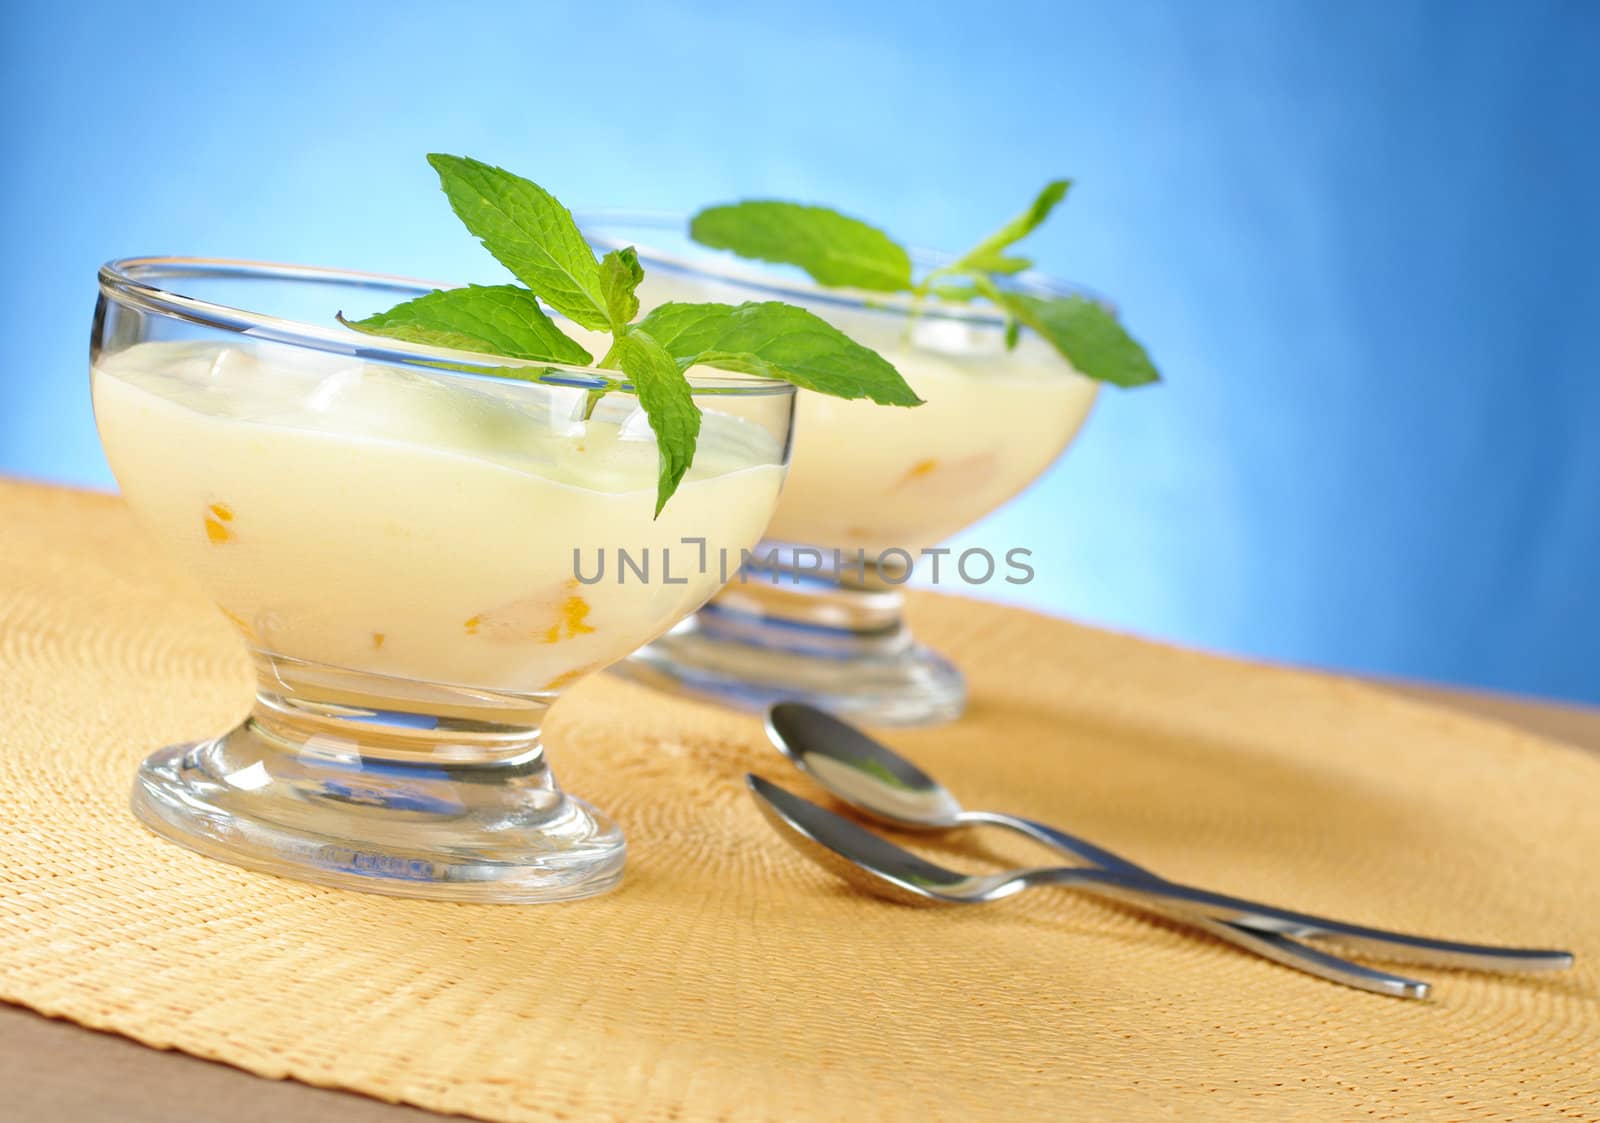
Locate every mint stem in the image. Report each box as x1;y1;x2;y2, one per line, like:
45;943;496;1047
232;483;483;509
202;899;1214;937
586;340;627;419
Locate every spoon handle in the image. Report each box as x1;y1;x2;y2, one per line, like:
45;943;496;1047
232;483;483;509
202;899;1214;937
963;809;1146;875
1180;922;1430;998
964;810;1428;998
1033;866;1574;972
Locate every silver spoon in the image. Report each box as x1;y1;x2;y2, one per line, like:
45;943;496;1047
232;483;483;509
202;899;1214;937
766;703;1429;998
747;771;1574;976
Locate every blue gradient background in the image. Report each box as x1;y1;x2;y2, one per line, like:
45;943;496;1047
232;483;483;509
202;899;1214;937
3;2;1597;699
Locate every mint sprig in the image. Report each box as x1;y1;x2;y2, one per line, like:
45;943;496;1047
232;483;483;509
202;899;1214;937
687;182;1160;389
342;155;920;515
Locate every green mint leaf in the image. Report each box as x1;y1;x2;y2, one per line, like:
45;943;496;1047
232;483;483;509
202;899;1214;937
997;293;1160;387
426;153;611;331
954;180;1071;271
690;201;914;293
338;284;593;366
598;246;644;329
965;253;1033;275
636;301;922;406
607;331;703;516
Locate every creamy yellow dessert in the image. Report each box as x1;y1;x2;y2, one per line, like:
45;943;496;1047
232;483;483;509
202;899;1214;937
765;320;1097;556
93;339;785;692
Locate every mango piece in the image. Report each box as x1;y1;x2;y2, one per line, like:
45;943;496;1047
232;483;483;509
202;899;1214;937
465;580;597;645
203;501;235;544
541;591;596;644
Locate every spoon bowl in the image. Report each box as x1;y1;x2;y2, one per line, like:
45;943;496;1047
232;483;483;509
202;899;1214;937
766;702;963;829
748;772;973;907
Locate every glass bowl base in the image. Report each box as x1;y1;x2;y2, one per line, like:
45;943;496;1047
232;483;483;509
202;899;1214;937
131;721;624;904
615;613;966;726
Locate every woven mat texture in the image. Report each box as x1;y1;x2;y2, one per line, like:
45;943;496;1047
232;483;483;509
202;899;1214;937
1;479;1597;1122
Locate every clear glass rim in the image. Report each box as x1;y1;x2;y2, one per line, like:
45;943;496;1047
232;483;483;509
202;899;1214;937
573;210;1116;323
96;256;796;396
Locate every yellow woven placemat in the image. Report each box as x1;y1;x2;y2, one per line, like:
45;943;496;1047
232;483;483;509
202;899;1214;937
2;478;1597;1122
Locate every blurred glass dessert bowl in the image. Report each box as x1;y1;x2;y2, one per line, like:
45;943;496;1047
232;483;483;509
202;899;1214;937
93;257;794;901
581;216;1105;726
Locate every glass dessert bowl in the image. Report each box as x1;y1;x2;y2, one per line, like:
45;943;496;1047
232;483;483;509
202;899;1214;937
581;217;1100;726
93;258;794;901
